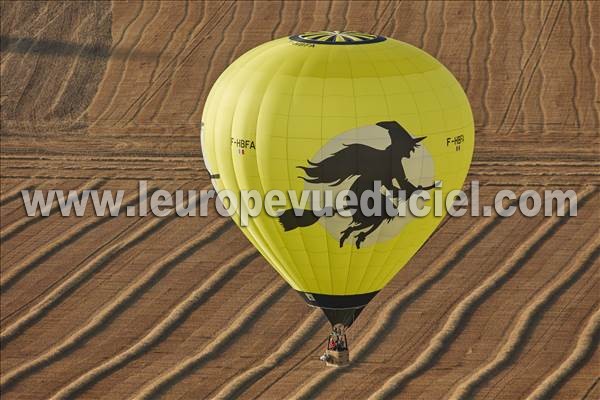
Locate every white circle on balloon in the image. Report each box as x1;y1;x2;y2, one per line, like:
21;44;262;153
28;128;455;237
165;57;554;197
302;123;435;248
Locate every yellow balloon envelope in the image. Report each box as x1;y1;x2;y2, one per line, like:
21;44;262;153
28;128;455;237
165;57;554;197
201;31;474;328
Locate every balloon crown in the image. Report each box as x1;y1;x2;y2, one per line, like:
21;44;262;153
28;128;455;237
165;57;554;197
289;30;386;45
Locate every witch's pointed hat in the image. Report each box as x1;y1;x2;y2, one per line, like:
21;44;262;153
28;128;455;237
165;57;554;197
376;121;425;149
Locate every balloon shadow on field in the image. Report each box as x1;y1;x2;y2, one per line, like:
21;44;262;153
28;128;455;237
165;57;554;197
0;35;160;60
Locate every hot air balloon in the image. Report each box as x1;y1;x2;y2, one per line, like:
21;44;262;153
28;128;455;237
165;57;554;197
201;30;474;366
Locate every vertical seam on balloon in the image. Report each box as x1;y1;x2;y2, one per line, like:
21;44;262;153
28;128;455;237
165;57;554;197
207;41;278;178
361;50;419;291
346;47;380;292
348;44;392;296
358;49;411;292
209;42;292;284
406;54;444;203
321;45;336;295
229;43;306;289
208;41;273;181
252;43;311;290
364;45;428;292
285;47;323;294
206;48;246;191
342;45;359;295
202;41;248;179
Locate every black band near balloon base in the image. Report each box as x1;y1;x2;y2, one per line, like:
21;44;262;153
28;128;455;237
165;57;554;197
297;290;379;309
296;290;379;327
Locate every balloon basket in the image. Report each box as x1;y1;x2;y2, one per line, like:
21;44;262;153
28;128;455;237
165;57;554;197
321;324;350;367
324;349;350;367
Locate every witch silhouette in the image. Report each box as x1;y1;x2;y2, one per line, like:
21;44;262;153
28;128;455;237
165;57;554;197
279;121;435;249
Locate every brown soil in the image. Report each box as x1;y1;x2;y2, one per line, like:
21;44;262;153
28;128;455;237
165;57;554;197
1;1;598;399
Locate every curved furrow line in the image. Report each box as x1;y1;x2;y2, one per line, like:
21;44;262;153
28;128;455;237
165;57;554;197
419;1;444;61
270;0;284;39
149;1;205;122
49;246;255;400
290;197;514;400
0;153;191;162
0;179;35;207
103;1;163;125
422;2;434;54
0;2;48;46
536;3;553;135
482;1;493;129
7;164;199;172
472;171;599;177
536;4;548;136
28;6;97;119
378;1;398;37
368;0;390;33
568;1;581;129
385;1;399;38
95;2;159;124
581;378;600;400
247;337;328;400
0;2;50;65
79;1;143;124
290;1;304;36
448;232;600;399
515;1;527;130
131;280;289;400
118;1;190;127
1;174;198;182
0;186;191;326
320;1;332;32
494;1;553;134
97;0;220;124
47;8;112;118
482;181;592;187
506;1;564;135
109;1;143;49
0;2;67;72
332;2;346;34
436;1;447;58
188;0;245;123
188;1;242;124
464;2;477;94
0;154;200;163
418;1;428;50
0;185;143;293
526;306;600;400
585;1;599;128
227;0;253;66
0;1;17;34
10;36;44;117
8;4;97;121
0;217;232;391
366;186;596;400
472;161;600;167
117;1;236;126
212;309;325;400
0;177;105;242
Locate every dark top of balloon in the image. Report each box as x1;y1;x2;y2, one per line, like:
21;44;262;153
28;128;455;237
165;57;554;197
289;31;386;45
